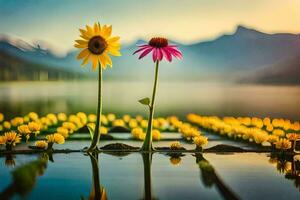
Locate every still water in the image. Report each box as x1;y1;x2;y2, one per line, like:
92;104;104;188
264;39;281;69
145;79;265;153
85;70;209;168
0;81;299;119
0;151;299;200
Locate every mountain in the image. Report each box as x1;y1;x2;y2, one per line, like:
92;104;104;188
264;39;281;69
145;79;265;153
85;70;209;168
1;25;300;83
239;55;300;85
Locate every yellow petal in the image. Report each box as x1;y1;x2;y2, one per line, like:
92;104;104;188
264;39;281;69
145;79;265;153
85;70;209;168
107;36;120;43
107;46;121;56
75;40;88;45
86;25;94;36
77;49;89;60
91;55;99;71
102;53;112;67
74;43;87;48
94;23;100;35
101;25;112;39
81;54;90;66
98;54;106;69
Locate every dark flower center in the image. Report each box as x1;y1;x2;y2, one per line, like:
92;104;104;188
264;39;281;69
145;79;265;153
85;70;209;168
149;37;168;48
88;36;108;55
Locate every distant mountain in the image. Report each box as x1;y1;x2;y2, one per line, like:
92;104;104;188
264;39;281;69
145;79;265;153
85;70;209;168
1;25;300;83
239;55;300;85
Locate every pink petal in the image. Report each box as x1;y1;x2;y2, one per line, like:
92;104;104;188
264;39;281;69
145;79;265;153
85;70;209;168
161;48;172;62
166;47;183;59
152;48;158;62
157;48;163;61
133;46;151;55
138;47;154;59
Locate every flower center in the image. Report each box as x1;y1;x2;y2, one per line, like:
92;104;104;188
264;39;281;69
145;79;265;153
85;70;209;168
149;37;168;48
88;36;108;55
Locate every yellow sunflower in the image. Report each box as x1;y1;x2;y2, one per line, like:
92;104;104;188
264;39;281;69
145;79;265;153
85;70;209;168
74;22;121;70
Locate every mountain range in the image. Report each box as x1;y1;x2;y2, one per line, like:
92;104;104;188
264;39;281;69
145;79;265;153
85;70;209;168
0;25;300;84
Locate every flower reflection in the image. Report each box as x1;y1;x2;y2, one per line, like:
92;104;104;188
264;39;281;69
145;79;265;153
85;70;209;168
195;153;240;200
5;154;16;168
169;156;182;166
269;153;300;190
81;152;107;200
0;153;48;199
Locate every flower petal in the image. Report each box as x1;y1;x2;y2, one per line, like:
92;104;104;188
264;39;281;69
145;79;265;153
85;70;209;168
77;48;89;60
81;54;90;66
133;46;151;55
91;55;98;71
162;48;172;62
167;47;183;59
157;48;163;61
138;47;153;59
152;48;158;62
108;46;121;56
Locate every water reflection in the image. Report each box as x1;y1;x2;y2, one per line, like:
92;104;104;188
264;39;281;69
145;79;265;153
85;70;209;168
142;153;157;200
0;153;48;199
4;154;16;168
82;152;107;200
269;153;300;191
194;153;240;200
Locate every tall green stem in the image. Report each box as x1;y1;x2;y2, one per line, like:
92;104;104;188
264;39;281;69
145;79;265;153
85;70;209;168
142;61;159;151
89;65;102;151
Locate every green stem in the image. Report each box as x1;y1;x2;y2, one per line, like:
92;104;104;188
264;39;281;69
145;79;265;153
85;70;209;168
142;61;159;151
88;65;102;151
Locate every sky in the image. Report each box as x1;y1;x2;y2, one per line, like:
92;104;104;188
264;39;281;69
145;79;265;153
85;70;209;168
0;0;300;54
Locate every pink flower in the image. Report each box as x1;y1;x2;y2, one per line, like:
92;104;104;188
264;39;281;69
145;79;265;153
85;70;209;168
133;37;183;62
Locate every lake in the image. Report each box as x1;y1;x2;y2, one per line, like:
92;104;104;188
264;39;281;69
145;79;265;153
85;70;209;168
0;150;299;200
0;81;299;120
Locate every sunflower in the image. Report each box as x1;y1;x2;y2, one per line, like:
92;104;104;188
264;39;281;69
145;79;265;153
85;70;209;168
75;23;121;70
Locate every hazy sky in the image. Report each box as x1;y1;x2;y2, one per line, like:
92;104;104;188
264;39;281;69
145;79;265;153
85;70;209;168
0;0;299;54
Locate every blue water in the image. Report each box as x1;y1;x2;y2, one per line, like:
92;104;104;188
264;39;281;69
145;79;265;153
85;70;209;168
0;152;299;200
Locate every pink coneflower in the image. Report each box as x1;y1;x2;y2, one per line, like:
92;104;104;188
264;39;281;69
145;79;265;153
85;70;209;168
132;37;183;151
133;37;183;62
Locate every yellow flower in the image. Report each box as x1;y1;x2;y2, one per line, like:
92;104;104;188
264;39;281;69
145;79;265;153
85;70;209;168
152;129;161;141
170;141;181;150
28;112;39;121
28;122;41;134
272;129;285;137
122;114;131;123
0;136;5;145
35;140;48;149
100;126;108;135
275;138;291;150
140;120;148;128
131;127;144;140
2;131;21;146
62;122;77;133
193;136;208;147
129;119;138;129
77;112;88;125
46;133;65;144
57;127;69;138
11;117;24;127
88;114;97;123
57;112;67;122
107;113;116;122
3;121;11;130
113;119;125;127
267;135;279;144
286;133;300;141
18;124;31;135
74;23;121;70
46;113;58;125
0;113;4;122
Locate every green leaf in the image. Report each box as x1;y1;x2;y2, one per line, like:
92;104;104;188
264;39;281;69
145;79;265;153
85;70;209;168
138;97;150;106
87;125;95;140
